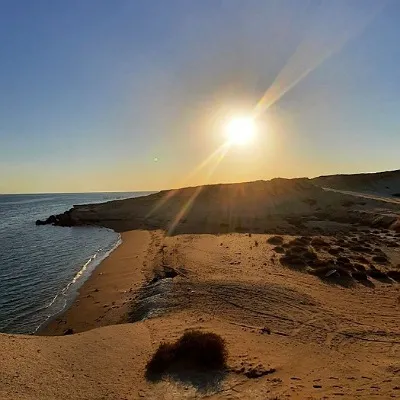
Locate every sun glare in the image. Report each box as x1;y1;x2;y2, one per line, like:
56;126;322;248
224;116;256;145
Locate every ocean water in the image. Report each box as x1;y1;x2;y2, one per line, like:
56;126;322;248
0;192;150;334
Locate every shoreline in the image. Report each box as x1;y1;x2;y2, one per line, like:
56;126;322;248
33;233;122;334
39;230;154;335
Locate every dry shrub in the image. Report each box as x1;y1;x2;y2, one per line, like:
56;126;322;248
372;255;389;264
146;343;176;374
310;266;352;280
353;263;366;272
280;254;306;268
387;270;400;281
146;330;228;376
290;237;311;246
328;247;341;256
273;246;285;254
352;271;368;281
367;269;388;280
310;237;328;248
267;236;284;245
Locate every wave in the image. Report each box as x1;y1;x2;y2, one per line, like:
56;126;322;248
32;235;122;334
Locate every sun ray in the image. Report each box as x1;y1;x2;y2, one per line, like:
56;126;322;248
145;143;230;220
253;1;386;117
167;144;229;235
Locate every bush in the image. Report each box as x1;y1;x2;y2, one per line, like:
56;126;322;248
289;237;310;246
267;235;284;245
367;269;388;280
310;237;328;248
310;266;352;280
280;254;306;268
372;255;389;264
387;270;400;281
146;330;228;376
352;271;368;281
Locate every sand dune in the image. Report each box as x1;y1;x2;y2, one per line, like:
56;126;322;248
37;176;400;234
313;169;400;196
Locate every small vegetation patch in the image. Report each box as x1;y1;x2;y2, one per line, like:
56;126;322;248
336;256;351;265
372;255;389;264
309;266;354;287
310;237;329;248
367;268;388;280
146;330;228;377
387;270;400;282
352;271;368;281
354;255;368;264
353;263;366;272
287;245;307;254
288;237;310;246
328;247;341;256
311;266;351;279
267;235;284;245
244;366;276;379
312;259;332;268
280;254;306;269
350;245;372;253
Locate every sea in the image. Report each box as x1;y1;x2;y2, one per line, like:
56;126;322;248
0;192;150;334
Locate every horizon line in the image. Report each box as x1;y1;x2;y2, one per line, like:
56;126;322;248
1;167;399;196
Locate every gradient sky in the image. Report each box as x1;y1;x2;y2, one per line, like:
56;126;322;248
1;0;400;194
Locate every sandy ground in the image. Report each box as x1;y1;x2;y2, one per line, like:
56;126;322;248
2;227;400;399
3;178;400;399
40;230;153;335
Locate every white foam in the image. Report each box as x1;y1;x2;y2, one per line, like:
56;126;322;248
33;234;122;334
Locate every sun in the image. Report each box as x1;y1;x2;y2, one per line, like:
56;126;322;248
224;116;256;145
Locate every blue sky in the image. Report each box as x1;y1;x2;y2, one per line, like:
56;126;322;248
1;0;399;193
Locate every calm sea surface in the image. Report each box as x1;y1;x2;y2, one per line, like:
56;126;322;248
0;192;150;334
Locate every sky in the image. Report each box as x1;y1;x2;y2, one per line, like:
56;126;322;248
1;0;400;194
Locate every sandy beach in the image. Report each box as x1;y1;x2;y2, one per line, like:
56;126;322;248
2;228;400;399
2;176;400;399
40;230;153;335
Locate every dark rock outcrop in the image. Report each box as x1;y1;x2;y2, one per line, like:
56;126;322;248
36;211;75;227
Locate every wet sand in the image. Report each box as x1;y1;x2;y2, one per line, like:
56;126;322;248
40;230;153;335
